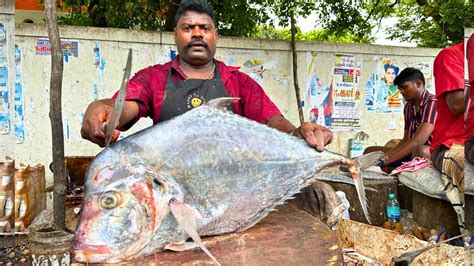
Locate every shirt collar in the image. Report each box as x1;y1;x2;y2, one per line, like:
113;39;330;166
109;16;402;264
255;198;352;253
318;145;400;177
407;89;430;107
420;89;430;107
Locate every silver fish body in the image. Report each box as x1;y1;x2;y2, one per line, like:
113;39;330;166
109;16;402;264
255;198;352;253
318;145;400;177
74;98;372;263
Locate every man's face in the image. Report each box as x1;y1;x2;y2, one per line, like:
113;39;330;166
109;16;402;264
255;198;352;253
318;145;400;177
174;11;217;66
398;80;421;101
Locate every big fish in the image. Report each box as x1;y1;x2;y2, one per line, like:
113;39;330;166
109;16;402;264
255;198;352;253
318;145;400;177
73;98;381;263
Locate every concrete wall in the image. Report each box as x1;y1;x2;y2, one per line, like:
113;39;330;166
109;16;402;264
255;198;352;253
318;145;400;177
3;24;441;185
0;1;16;160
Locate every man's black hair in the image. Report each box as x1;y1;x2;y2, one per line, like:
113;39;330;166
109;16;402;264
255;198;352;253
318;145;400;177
394;67;425;87
173;0;217;28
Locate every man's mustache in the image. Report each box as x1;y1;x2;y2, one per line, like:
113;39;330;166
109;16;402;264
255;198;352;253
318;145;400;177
185;39;210;51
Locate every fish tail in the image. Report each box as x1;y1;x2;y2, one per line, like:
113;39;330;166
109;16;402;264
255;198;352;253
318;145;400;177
342;158;372;224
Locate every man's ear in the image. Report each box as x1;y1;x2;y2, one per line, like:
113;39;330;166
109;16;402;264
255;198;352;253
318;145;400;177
416;79;423;89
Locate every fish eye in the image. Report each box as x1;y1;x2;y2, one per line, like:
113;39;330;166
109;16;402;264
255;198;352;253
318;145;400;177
100;191;121;209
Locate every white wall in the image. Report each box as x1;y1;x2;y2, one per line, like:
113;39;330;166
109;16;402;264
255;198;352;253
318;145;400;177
2;24;441;185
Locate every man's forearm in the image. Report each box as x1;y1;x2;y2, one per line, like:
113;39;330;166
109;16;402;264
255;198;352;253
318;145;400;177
266;115;296;134
385;139;424;165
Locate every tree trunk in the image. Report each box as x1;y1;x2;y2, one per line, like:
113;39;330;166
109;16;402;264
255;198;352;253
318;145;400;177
290;11;304;125
163;0;181;31
44;0;66;231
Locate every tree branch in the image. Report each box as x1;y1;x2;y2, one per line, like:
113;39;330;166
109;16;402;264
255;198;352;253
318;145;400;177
44;0;66;231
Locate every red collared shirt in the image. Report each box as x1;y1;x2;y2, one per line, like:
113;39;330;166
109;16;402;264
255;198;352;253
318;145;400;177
117;57;282;129
430;42;465;153
466;35;474;141
404;89;437;145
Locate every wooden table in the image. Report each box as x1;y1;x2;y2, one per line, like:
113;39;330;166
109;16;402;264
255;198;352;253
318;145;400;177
135;203;341;265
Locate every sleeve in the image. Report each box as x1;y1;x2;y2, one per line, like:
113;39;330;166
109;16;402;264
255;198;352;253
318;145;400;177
236;72;282;124
421;98;437;124
112;67;153;130
468;35;474;83
434;44;465;97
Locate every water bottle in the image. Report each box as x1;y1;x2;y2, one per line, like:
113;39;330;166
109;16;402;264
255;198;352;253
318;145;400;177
383;193;403;233
386;193;401;223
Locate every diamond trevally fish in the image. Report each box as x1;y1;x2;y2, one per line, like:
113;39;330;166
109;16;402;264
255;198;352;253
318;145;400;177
73;97;380;264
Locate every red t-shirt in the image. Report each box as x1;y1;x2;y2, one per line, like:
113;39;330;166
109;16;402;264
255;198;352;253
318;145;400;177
466;35;474;141
430;42;465;153
116;57;282;129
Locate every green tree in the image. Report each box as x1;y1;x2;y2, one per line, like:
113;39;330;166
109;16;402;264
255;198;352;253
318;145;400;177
53;0;473;48
251;25;369;43
314;0;473;48
387;0;473;47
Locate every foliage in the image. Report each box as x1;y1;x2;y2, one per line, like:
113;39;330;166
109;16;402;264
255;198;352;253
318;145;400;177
313;0;473;48
251;25;371;43
51;0;473;47
386;0;474;47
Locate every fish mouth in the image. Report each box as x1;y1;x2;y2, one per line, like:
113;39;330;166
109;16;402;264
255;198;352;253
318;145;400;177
74;241;112;254
73;242;116;263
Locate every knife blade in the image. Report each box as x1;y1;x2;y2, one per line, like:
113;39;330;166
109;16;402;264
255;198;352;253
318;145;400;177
104;48;133;147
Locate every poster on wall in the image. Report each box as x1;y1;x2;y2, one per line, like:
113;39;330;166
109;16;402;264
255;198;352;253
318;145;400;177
0;23;10;134
330;54;361;131
35;38;79;62
365;57;402;113
417;61;435;94
14;44;25;143
306;52;333;128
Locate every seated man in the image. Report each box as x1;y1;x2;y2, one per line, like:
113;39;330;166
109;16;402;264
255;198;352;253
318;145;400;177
364;67;436;171
430;42;465;234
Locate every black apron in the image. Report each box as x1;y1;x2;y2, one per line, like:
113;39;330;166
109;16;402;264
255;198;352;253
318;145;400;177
159;63;235;122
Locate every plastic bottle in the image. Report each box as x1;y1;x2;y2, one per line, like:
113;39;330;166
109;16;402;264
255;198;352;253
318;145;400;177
387;193;401;222
384;193;402;233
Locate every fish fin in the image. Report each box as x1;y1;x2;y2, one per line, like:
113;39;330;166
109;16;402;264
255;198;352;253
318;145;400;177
343;159;372;224
165;241;200;251
206;97;240;110
353;173;371;224
339;152;385;172
169;198;220;265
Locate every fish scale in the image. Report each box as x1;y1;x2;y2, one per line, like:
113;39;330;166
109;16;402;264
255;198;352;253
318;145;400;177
74;97;379;264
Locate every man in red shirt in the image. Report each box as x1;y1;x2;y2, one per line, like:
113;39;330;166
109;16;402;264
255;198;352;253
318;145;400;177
431;42;465;233
466;35;474;164
80;1;333;151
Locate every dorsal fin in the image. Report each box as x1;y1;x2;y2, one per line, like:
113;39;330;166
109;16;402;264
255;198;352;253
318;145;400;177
206;97;240;110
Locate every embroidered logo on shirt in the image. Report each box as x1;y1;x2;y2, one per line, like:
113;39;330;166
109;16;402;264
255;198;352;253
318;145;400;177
187;93;205;109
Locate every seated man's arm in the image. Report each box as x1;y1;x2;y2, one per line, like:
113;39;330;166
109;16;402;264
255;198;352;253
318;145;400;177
444;89;464;115
384;122;434;165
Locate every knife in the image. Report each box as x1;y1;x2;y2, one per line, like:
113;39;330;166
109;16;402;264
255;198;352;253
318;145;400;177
104;48;133;147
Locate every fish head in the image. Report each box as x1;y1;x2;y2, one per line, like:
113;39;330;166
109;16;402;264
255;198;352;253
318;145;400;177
73;165;171;263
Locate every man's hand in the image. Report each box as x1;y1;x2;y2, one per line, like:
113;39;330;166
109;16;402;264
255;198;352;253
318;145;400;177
293;122;333;152
81;99;120;147
266;116;333;152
